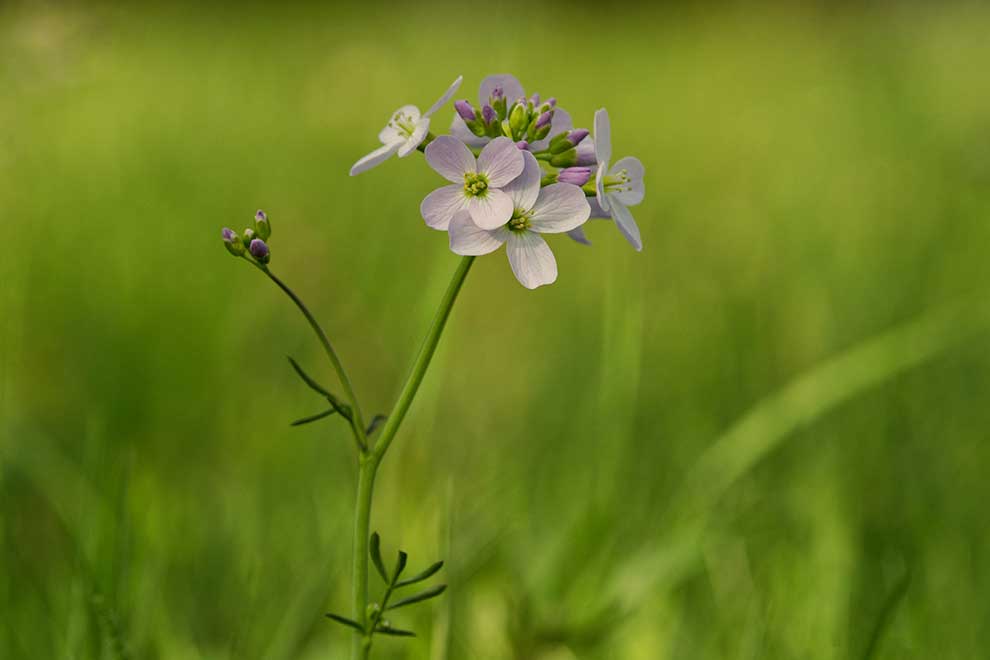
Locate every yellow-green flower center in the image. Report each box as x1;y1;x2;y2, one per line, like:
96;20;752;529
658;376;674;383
508;208;531;232
463;172;489;197
390;111;418;138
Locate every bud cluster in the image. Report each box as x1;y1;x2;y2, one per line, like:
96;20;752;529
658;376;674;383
455;88;559;143
222;210;272;264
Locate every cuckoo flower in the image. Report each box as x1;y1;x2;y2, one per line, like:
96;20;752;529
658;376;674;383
593;108;645;251
449;151;590;289
421;136;525;231
349;76;463;176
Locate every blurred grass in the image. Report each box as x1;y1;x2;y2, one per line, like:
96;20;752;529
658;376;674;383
3;1;990;658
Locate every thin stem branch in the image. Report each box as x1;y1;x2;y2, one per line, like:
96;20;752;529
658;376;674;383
253;261;368;449
372;256;475;461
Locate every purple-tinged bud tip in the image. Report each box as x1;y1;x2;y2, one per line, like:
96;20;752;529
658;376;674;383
255;209;267;223
491;86;503;99
558;167;592;186
546;97;557;108
535;111;553;129
222;227;237;242
249;238;269;260
529;93;540;106
454;100;476;122
567;129;590;146
482;104;497;124
515;140;529;150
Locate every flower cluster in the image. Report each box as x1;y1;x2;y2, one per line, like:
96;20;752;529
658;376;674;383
351;73;646;288
223;210;273;264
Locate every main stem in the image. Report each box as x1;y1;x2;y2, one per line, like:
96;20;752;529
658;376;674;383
351;255;475;659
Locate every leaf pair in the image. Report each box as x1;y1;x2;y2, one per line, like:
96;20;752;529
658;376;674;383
326;531;447;641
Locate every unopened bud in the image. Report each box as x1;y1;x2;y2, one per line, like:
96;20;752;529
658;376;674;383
254;209;271;240
515;140;529;150
490;87;507;117
557;166;592;186
529;110;553;141
549;129;589;154
222;227;245;256
242;227;256;248
567;129;589;146
529;93;540;106
508;102;528;139
482;104;497;126
454;100;476;122
249;238;270;264
549;149;578;167
545;97;557;108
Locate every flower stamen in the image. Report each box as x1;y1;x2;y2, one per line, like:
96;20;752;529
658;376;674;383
463;172;489;197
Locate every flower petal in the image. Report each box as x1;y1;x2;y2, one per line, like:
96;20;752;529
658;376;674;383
477;137;524;187
398;117;431;157
608;197;643;251
478;74;525;106
450;114;490;149
567;226;592;245
595;161;610;212
528;183;590;234
610;155;645;205
468;188;514;230
425;135;476;182
594;108;611;166
528;108;572;151
501;150;541;211
449;211;506;255
588;196;610;219
378;105;421;144
421;184;468;230
425;75;463;118
506;231;557;289
349;141;401;176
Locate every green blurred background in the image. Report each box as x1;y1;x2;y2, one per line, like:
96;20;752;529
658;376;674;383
3;2;990;658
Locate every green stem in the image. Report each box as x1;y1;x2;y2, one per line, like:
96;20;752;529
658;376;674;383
350;255;474;660
352;456;377;659
255;263;368;448
372;256;474;461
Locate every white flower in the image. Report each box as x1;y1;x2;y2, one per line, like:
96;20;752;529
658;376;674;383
450;73;573;152
420;136;525;231
349;76;463;176
593;108;645;251
449;151;590;289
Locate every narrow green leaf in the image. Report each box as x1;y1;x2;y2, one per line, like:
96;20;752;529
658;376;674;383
369;533;389;584
287;356;331;397
290;408;337;426
374;625;416;637
365;414;387;435
325;612;365;632
395;561;444;588
391;551;408;584
386;584;447;610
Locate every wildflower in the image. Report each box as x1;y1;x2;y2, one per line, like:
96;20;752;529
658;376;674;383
349;76;463;176
421;136;525;230
593;109;645;251
449;151;589;289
